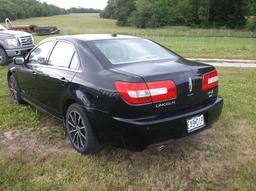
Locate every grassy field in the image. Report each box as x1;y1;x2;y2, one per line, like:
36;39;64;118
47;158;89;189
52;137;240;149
4;13;256;59
0;13;256;190
0;66;256;190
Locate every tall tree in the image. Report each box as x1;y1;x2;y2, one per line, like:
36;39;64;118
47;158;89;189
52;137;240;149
100;0;117;19
209;0;246;28
101;0;248;28
115;0;135;26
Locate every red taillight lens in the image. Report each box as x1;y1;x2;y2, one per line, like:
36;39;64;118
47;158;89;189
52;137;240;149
115;81;151;104
146;81;177;102
202;70;219;91
115;80;177;104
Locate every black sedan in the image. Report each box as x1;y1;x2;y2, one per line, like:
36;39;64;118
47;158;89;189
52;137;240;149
8;34;223;154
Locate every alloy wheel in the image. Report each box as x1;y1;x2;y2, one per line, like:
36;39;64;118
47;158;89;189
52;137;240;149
67;111;87;150
9;77;18;101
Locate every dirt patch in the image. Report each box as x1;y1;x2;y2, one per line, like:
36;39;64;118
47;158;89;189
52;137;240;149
0;127;73;159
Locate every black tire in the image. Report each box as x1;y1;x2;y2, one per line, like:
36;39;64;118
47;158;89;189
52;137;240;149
8;75;26;104
0;47;8;66
65;103;101;154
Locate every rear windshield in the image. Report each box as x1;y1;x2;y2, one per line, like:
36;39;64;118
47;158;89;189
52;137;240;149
91;39;178;65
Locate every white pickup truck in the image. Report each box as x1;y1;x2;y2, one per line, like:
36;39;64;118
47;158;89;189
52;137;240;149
0;25;35;66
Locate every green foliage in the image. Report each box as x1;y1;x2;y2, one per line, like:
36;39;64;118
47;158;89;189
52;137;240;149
128;0;172;28
115;0;135;26
101;0;249;28
100;0;135;26
209;0;246;28
67;8;101;14
0;0;66;22
100;0;117;19
246;17;256;32
246;0;256;16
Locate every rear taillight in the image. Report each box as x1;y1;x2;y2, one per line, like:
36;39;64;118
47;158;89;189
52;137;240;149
202;70;219;91
115;80;177;104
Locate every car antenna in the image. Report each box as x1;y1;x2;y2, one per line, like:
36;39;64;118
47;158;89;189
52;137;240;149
111;33;117;37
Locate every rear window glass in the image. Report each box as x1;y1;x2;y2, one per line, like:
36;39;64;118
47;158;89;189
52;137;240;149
91;39;178;65
48;41;75;68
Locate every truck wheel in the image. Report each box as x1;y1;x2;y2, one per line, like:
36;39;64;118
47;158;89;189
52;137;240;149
0;48;8;66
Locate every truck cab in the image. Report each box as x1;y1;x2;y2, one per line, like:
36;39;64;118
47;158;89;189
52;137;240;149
0;25;35;66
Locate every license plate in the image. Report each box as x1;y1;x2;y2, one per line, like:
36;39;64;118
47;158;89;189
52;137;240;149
187;114;205;133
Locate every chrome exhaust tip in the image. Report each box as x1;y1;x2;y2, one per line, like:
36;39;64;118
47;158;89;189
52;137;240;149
156;144;167;152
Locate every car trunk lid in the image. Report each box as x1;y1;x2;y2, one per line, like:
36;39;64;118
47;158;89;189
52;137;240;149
114;58;217;115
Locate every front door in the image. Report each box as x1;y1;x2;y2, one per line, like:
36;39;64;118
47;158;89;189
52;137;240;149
16;40;55;104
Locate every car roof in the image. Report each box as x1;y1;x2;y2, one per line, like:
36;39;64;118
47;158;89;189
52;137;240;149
54;34;139;42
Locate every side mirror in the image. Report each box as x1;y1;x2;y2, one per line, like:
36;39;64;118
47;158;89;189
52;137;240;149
14;57;25;65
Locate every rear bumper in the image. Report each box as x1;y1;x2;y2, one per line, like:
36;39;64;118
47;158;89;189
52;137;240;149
91;97;223;151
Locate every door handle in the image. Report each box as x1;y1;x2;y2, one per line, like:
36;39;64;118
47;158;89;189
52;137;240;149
31;71;37;77
60;77;68;85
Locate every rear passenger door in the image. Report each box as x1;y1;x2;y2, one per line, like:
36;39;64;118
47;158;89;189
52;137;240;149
37;41;80;116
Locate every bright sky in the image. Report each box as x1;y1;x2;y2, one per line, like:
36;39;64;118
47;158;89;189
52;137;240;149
40;0;108;10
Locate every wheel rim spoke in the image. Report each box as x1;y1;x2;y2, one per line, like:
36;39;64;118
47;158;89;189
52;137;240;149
77;116;81;126
68;120;76;128
72;132;78;143
78;126;85;130
78;133;84;147
70;113;76;125
73;112;77;124
80;132;87;141
9;79;17;100
69;129;77;134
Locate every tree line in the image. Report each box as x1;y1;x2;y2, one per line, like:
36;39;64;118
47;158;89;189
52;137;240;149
0;0;66;22
100;0;256;30
67;7;101;14
0;0;101;22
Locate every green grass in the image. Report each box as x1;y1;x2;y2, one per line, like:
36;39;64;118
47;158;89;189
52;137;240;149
0;13;256;190
3;13;256;59
0;69;42;131
0;66;256;190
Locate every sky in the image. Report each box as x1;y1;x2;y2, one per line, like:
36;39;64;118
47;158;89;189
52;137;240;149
39;0;108;10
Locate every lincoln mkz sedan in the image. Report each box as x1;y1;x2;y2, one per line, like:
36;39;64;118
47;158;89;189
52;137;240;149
8;34;223;154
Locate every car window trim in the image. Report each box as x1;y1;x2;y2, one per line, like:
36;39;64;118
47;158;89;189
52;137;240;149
69;52;76;68
28;63;82;73
69;52;80;70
